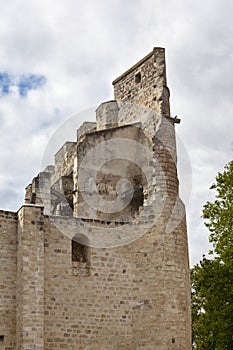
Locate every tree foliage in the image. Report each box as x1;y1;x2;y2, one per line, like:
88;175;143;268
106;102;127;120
191;160;233;350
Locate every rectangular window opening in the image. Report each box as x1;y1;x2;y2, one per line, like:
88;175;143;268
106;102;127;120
135;72;141;84
0;335;4;342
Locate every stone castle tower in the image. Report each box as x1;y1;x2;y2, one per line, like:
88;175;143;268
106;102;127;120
0;48;191;349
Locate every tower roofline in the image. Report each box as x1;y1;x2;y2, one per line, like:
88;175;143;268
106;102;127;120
112;47;165;85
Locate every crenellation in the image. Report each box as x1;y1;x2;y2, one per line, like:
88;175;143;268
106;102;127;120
96;100;119;130
77;122;96;142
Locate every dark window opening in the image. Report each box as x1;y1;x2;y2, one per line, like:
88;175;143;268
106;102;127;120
62;172;74;213
31;192;36;204
0;336;4;342
72;241;88;263
72;234;90;276
131;183;144;212
135;72;141;84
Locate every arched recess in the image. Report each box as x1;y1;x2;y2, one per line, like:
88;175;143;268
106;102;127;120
71;234;90;276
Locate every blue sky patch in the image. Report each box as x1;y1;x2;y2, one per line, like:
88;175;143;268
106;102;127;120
0;72;46;97
0;73;12;94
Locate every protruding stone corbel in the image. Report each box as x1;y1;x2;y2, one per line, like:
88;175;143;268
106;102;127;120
163;114;181;124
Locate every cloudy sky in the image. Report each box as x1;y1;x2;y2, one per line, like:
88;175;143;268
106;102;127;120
0;0;232;265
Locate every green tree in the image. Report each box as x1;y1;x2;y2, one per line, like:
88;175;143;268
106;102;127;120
191;160;233;350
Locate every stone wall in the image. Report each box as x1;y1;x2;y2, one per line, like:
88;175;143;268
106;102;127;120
0;211;17;350
75;123;150;220
42;200;190;350
44;217;134;350
0;203;191;349
113;47;170;116
16;205;45;350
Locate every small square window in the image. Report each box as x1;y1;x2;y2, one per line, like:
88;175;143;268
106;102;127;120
135;72;141;84
0;335;4;342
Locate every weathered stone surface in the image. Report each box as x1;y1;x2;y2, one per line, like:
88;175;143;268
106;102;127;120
0;48;191;349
